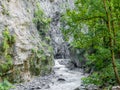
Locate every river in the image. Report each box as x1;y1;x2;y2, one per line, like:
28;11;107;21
12;59;86;90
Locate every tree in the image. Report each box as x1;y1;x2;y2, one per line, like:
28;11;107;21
61;0;120;86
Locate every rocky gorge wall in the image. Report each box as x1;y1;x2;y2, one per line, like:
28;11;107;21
0;0;76;83
39;0;74;59
0;0;54;83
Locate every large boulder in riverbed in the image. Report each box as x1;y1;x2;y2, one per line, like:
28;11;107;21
112;86;120;90
69;48;87;68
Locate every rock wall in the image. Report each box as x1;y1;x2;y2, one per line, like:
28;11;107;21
0;0;75;83
0;0;53;83
39;0;74;59
69;48;87;68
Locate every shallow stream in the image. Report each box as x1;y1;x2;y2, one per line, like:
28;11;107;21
12;59;86;90
43;59;85;90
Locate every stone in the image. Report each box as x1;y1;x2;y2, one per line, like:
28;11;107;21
36;86;41;89
74;87;80;90
69;48;87;68
50;0;54;3
57;78;66;82
86;84;99;90
112;86;120;90
44;85;50;89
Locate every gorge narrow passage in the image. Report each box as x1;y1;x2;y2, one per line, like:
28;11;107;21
1;0;119;89
42;59;85;90
10;0;86;90
12;59;86;90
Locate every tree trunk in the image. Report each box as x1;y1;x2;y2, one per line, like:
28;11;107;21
103;0;120;85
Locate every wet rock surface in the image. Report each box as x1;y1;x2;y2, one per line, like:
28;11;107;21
11;59;87;90
112;86;120;90
74;84;99;90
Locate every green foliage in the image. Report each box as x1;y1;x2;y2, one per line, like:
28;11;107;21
1;4;10;15
0;27;15;77
82;72;102;85
0;57;13;76
31;48;46;60
1;28;15;54
87;46;111;71
30;44;53;76
33;3;51;38
0;80;13;90
61;0;120;87
45;36;51;43
82;61;120;86
32;3;53;76
30;48;47;75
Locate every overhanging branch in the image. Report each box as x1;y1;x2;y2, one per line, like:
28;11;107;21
79;16;106;22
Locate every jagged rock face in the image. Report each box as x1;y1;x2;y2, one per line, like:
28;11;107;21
69;48;87;68
39;0;74;59
0;0;53;83
0;0;74;83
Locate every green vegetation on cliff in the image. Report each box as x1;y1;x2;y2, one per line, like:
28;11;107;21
31;2;53;76
33;3;51;39
0;27;15;78
0;27;15;89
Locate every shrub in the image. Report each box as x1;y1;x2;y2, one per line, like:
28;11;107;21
33;3;51;38
0;80;13;90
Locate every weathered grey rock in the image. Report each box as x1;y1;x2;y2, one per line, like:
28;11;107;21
11;59;87;90
86;84;99;90
0;0;54;82
75;84;99;90
35;86;41;89
69;48;87;68
39;0;74;59
74;87;80;90
57;78;66;82
112;86;120;90
44;85;50;89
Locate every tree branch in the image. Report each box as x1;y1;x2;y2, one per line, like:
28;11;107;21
79;16;106;22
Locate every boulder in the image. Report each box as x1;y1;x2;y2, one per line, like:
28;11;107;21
86;84;99;90
69;48;87;68
57;78;66;82
112;86;120;90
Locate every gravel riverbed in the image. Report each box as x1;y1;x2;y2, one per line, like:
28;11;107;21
11;59;87;90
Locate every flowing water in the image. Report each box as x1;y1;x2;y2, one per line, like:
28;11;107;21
42;59;85;90
11;59;86;90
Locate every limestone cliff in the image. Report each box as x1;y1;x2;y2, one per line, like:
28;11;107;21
0;0;75;83
39;0;74;59
0;0;53;83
